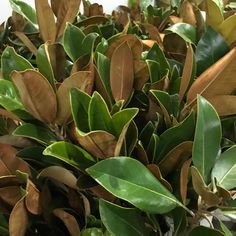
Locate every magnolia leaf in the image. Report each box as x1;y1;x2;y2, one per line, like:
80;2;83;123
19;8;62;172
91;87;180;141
70;88;91;133
189;226;224;236
56;71;92;125
53;209;80;236
88;92;112;132
110;41;134;103
191;166;220;206
87;156;188;214
205;0;224;31
13;123;57;146
9;0;37;26
219;15;236;46
192;96;221;183
99;199;149;236
196;27;229;76
36;43;56;91
179;44;195;100
75;130;117;159
11;70;57;123
25;180;42;215
212;145;236;190
187;48;236;107
180;158;192;205
0;143;31;177
0;186;22;206
56;0;81;38
63;23;85;62
35;0;56;42
159;141;193;177
9;197;28;236
38;166;78;190
219;221;233;236
1;47;33;80
180;0;197;26
43;141;95;172
165;23;196;44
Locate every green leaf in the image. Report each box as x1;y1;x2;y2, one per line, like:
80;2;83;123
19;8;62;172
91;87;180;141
212;145;236;190
146;60;160;83
43;141;95;172
99;199;149;236
70;88;91;133
154;111;195;163
196;26;229;75
219;221;233;236
1;47;33;80
88;92;112;132
165;23;196;44
36;43;56;91
189;226;224;236
111;108;139;138
87;156;183;214
81;228;103;236
9;0;37;26
0;79;25;111
62;23;85;62
82;33;100;56
193;96;221;183
13;123;57;145
146;43;170;78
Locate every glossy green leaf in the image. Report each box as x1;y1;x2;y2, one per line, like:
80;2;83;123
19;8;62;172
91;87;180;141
212;145;236;190
196;27;229;75
154;111;195;163
193;96;221;183
88;92;112;132
165;23;196;44
96;52;113;102
13;123;57;145
1;47;33;80
189;226;224;236
219;221;233;236
146;60;160;83
146;43;170;79
87;156;183;214
36;43;56;91
0;79;25;112
43;141;95;172
111;108;139;138
82;32;100;56
99;199;149;236
81;228;103;236
70;88;91;133
9;0;37;26
63;23;85;62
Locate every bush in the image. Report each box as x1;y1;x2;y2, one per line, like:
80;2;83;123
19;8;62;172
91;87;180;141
0;0;236;235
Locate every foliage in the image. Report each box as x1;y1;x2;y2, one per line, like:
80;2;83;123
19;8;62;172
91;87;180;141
0;0;236;235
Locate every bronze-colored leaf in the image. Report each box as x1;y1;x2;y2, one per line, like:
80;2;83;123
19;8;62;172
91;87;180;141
186;48;236;106
110;41;134;102
133;60;149;90
11;70;57;123
191;166;221;207
0;135;34;148
14;31;37;56
114;124;129;156
216;184;231;201
25;180;42;215
180;0;197;26
179;44;194;101
10;12;26;32
159;141;193;177
106;34;143;60
56;71;92;125
76;16;109;28
0;176;23;188
0;108;22;122
180;158;192;205
0;186;22;206
38;166;78;190
0;143;31;177
53;209;80;236
89;3;103;16
35;0;56;42
147;164;173;192
50;0;62;17
56;0;81;38
207;95;236;116
9;198;28;236
135;142;149;165
75;130;117;159
47;43;66;82
142;23;163;47
89;185;116;202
